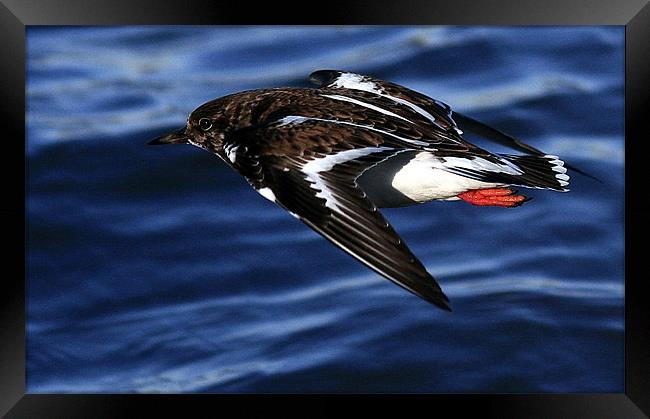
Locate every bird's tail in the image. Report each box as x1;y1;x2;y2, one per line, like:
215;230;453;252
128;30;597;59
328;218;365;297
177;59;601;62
498;154;570;192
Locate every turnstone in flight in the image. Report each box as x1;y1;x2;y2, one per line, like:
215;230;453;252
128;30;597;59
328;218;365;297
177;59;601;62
149;70;574;312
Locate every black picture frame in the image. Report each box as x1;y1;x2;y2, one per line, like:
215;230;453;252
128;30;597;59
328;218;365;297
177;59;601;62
2;1;648;417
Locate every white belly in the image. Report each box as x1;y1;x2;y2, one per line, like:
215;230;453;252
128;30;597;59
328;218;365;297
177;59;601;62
391;152;501;202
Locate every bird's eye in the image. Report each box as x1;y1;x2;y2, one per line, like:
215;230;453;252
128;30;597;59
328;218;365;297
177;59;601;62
198;118;213;131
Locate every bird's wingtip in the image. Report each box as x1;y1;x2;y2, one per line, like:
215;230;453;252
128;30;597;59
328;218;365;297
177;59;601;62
439;300;453;312
431;292;452;312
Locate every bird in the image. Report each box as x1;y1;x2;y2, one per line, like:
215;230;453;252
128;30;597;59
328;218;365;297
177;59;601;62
149;70;576;312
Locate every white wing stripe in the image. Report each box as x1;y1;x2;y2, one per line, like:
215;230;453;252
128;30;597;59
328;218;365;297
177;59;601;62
274;115;431;148
380;94;437;123
302;147;392;173
377;93;463;134
302;147;392;210
327;73;438;125
321;94;413;123
327;71;462;134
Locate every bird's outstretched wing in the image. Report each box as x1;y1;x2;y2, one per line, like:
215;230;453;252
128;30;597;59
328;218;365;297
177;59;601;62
311;69;596;180
310;69;465;140
224;117;451;311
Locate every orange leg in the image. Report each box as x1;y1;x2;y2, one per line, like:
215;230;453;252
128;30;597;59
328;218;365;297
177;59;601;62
457;188;529;208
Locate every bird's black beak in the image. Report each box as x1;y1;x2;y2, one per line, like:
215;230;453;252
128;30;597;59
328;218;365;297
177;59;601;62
148;127;188;145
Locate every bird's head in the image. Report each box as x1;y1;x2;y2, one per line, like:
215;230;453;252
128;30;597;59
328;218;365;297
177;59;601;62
148;99;228;153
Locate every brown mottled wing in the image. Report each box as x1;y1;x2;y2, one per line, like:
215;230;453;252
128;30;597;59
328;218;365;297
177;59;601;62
225;119;451;311
309;70;583;162
309;70;464;137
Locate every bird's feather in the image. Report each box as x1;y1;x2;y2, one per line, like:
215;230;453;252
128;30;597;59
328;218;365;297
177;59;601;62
224;118;451;311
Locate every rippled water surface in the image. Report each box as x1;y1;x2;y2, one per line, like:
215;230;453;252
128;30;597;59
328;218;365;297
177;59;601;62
26;26;624;392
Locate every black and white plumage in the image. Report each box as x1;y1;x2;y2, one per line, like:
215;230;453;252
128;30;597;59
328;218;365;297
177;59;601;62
149;70;574;311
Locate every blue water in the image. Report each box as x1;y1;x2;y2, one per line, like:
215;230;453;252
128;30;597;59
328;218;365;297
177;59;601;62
26;26;624;393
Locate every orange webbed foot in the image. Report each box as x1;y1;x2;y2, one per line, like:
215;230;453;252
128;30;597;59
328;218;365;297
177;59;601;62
457;188;530;208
